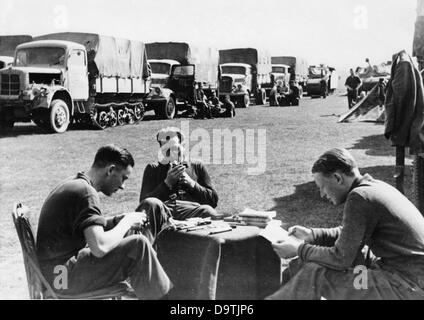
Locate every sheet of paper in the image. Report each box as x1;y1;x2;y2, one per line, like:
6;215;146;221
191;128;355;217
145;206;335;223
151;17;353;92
259;222;296;243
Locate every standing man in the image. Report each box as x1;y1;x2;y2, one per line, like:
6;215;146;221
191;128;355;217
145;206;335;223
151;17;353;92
267;148;424;300
139;127;219;220
345;68;362;109
36;145;172;299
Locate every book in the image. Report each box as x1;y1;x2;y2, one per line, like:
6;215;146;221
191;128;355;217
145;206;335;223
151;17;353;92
238;208;277;219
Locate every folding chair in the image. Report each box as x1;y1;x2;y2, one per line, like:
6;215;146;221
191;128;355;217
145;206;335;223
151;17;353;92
12;203;133;300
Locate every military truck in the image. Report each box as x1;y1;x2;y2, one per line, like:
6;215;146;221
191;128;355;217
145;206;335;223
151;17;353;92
271;56;308;91
306;65;338;98
218;48;272;108
0;35;33;70
145;42;219;119
0;32;150;132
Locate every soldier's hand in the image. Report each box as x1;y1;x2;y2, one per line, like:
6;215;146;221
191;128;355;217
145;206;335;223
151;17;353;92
179;172;196;190
288;225;314;242
123;211;148;230
164;164;185;188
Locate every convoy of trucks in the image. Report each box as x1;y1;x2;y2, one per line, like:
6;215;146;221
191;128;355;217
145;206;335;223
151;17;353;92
0;32;150;132
218;48;272;108
145;42;219;119
0;31;344;133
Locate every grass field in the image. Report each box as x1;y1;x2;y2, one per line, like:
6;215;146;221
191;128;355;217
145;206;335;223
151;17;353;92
0;93;415;299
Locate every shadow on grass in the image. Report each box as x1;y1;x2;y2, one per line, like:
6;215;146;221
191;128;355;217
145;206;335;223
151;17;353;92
0;123;46;137
349;134;413;158
271;165;413;229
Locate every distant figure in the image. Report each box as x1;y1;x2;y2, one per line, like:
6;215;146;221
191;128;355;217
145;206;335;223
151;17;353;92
221;95;236;118
345;68;362;109
286;80;301;106
194;82;212;119
210;92;234;118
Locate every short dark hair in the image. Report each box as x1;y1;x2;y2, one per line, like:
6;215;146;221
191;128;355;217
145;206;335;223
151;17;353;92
93;145;135;169
311;148;357;176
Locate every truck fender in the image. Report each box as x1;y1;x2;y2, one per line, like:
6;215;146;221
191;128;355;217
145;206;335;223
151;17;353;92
47;88;74;116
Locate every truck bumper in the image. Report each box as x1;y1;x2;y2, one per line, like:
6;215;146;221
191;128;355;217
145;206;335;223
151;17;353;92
0;97;46;121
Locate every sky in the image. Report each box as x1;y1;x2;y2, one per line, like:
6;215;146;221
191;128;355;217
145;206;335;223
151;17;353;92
0;0;418;72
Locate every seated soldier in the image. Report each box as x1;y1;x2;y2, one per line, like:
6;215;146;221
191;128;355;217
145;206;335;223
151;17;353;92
267;148;424;300
208;90;222;118
139;127;219;221
221;95;236;118
210;92;235;118
194;82;212;119
36;145;172;299
286;80;301;106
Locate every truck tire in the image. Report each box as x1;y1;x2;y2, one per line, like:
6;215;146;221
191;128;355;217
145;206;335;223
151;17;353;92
49;99;70;133
255;89;266;105
159;97;176;119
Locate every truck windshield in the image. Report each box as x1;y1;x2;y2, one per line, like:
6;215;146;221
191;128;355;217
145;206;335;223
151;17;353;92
221;66;246;75
15;47;66;67
272;67;286;73
150;62;172;75
309;68;325;79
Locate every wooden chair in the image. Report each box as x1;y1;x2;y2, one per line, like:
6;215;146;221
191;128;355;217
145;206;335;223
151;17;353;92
12;203;133;300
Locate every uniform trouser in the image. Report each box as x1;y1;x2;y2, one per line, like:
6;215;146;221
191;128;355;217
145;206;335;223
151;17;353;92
60;235;172;300
47;202;173;299
266;258;424;300
347;89;358;108
139;197;218;221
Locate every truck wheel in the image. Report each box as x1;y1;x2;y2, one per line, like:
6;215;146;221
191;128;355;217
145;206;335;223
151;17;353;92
160;97;176;119
133;105;144;121
97;111;108;129
49;99;70;133
117;109;125;126
255;90;266;105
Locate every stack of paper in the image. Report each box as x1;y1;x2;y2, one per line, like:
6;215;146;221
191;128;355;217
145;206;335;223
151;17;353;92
237;208;277;228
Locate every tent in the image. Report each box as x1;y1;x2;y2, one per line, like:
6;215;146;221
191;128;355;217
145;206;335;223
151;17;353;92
338;84;386;123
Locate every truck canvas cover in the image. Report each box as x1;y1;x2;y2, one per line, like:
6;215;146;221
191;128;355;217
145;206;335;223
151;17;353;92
219;48;271;75
34;32;149;79
0;35;33;56
146;42;218;83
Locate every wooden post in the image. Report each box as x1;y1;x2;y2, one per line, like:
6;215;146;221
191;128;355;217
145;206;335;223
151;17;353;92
414;58;424;214
395;146;405;194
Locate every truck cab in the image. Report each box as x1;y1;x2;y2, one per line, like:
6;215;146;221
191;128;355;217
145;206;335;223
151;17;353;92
271;64;291;88
149;59;180;88
306;65;332;98
219;63;253;108
0;40;89;132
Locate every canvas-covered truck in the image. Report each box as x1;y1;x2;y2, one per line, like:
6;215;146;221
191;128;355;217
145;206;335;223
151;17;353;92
271;56;308;91
218;48;272;108
0;32;150;133
145;42;219;119
306;65;338;98
0;35;33;70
